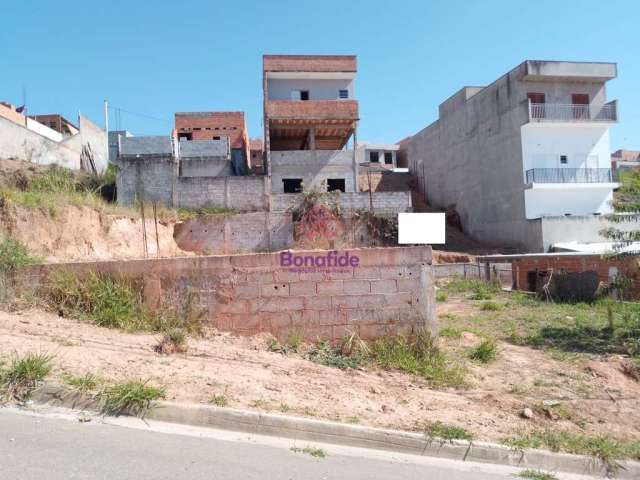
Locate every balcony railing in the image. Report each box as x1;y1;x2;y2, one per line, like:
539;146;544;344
528;101;617;122
525;168;615;184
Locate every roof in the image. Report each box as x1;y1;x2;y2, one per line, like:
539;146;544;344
263;55;357;73
120;136;173;156
175;111;244;119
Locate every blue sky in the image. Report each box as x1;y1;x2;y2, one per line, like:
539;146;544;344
1;0;639;149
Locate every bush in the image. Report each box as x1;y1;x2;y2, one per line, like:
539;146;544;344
369;330;466;388
100;379;165;417
469;339;498;363
0;352;53;401
0;237;40;273
436;291;448;303
480;301;502;311
154;328;187;355
308;340;367;370
63;372;99;393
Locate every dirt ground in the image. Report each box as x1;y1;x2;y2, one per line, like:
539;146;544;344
1;299;639;445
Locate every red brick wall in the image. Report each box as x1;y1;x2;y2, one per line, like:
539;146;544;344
15;247;436;342
175;112;249;161
512;255;640;298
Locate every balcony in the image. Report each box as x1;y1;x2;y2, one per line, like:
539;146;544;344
525;168;616;184
528;101;617;123
266;100;358;121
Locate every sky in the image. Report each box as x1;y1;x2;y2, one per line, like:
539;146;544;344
1;0;639;149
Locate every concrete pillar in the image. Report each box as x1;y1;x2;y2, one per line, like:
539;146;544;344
308;126;315;150
351;123;358;193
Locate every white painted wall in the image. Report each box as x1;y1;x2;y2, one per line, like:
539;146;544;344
26;118;63;142
267;78;354;101
525;185;614;218
521;123;611;174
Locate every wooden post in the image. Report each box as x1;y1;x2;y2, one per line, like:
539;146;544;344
153;201;160;259
140;200;148;258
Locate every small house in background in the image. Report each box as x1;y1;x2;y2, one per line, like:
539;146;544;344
28;114;78;136
612;149;640;176
249;138;264;174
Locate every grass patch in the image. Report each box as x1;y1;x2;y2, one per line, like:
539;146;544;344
369;331;466;388
0;237;41;273
44;271;204;334
209;394;228;407
436;291;447;303
517;470;559;480
62;372;99;393
439;327;462;339
480;301;502;311
444;279;500;300
502;429;640;465
291;445;327;458
0;352;53;401
100;379;165;417
424;421;473;442
308;340;367;370
345;415;360;424
268;329;303;355
469;339;498;363
154;328;188;355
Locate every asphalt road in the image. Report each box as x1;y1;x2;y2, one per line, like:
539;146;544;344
0;408;582;480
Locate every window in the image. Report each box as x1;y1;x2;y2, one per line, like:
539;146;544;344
369;151;379;163
213;136;221;140
527;92;546;104
193;127;201;131
327;178;346;192
283;179;303;193
560;155;568;165
571;94;589;119
178;132;193;141
571;94;589;105
384;152;393;165
300;90;310;101
339;89;349;99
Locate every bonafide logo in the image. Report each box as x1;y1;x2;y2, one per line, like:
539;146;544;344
280;251;359;273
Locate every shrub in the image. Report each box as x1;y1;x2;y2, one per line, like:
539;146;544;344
436;291;448;303
209;394;228;407
480;301;502;311
423;421;473;441
290;445;327;458
369;330;466;388
100;379;166;417
518;470;559;480
0;237;40;273
308;340;367;370
154;328;187;355
0;352;53;401
469;339;498;363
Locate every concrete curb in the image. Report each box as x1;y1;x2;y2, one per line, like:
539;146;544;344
29;384;640;479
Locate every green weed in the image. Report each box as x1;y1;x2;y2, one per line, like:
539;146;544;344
517;470;559;480
439;327;462;339
480;301;502;311
469;339;498;363
62;372;99;393
436;291;448;303
291;445;327;458
209;394;228;407
0;352;53;401
0;237;40;273
424;421;473;442
100;379;165;417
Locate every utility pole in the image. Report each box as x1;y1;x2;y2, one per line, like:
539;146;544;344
104;100;109;164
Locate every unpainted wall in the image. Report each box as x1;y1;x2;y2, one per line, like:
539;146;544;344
14;246;437;341
270;150;356;193
271;191;412;216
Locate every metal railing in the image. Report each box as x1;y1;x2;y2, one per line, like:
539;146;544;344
525;168;615;184
529;102;617;122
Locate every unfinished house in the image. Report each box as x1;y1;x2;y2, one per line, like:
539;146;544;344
263;55;359;193
175;112;250;175
403;60;620;252
28;114;79;136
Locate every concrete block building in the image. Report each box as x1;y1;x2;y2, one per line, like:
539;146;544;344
175;111;250;175
403;60;620;252
263;55;359;193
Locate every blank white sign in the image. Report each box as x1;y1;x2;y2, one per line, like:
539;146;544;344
398;213;446;244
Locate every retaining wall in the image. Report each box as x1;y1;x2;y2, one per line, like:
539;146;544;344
15;246;436;341
174;212;293;254
271;191;412;216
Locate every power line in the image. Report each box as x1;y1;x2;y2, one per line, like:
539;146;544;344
107;105;172;124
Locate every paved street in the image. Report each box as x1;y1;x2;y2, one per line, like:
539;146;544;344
0;408;586;480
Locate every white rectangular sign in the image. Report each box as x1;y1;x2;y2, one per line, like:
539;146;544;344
398;213;446;244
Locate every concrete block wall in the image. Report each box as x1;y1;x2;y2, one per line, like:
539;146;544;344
175;176;269;211
14;246;436;342
359;171;411;192
174;212;293;254
270;150;356;193
116;156;175;205
271;191;412;216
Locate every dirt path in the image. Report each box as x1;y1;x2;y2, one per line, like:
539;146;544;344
2;307;639;444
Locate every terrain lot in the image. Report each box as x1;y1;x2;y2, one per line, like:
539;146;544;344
1;280;639;456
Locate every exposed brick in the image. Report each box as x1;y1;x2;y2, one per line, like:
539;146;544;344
342;280;371;295
260;283;290;297
370;279;397;294
289;281;317;296
316;281;344;295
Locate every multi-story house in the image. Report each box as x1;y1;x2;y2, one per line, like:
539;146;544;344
403;60;620;252
263;55;359;193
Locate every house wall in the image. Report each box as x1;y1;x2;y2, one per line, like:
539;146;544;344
358;171;411;192
0;114;108;173
271;191;412;216
13;246;436;341
405;61;615;251
26;118;63;142
270;150;356;193
267;78;354;101
525;187;614;219
539;215;640;252
180;158;234;177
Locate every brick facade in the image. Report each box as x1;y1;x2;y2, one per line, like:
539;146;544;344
14;247;436;342
263;55;357;73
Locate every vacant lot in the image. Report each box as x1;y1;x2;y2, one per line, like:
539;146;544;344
1;278;639;462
